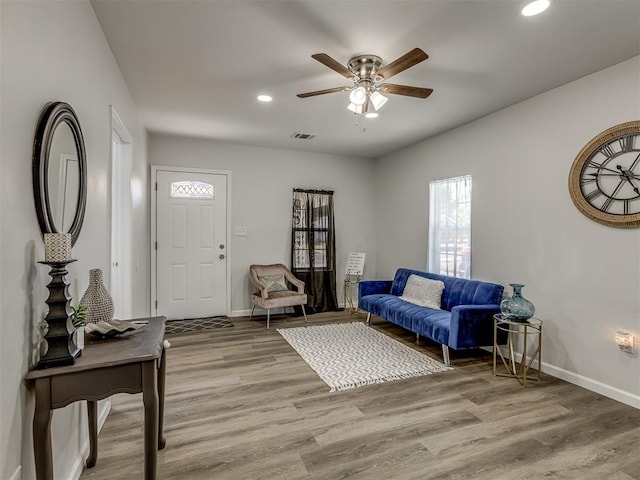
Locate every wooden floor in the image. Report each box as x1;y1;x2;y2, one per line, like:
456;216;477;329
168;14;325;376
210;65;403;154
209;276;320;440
80;312;640;480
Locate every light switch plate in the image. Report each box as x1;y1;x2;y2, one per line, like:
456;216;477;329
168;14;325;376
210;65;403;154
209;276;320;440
234;226;248;236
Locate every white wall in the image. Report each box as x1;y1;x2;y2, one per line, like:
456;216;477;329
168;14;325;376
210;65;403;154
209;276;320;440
375;56;640;407
149;135;377;315
0;2;147;479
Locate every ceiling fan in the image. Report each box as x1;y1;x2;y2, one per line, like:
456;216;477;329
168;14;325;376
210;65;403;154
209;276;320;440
297;48;433;115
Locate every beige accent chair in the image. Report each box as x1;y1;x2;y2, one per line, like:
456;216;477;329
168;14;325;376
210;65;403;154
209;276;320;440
249;264;308;329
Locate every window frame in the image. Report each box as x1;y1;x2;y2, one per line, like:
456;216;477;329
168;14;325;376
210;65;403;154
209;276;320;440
292;192;332;272
427;174;472;279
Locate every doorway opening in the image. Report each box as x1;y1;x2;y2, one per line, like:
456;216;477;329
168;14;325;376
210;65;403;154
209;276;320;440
110;107;133;319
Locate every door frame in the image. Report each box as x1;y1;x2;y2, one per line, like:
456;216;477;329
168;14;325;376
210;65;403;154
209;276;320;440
110;106;133;319
150;165;232;317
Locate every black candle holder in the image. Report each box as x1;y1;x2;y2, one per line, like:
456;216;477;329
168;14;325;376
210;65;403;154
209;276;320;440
37;259;81;369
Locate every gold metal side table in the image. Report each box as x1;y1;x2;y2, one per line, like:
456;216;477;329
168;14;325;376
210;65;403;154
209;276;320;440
493;313;542;387
343;275;360;314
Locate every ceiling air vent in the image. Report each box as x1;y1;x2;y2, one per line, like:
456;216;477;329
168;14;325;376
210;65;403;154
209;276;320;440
291;132;316;140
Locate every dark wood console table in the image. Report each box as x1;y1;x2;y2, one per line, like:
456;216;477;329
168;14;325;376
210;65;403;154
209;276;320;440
26;316;167;480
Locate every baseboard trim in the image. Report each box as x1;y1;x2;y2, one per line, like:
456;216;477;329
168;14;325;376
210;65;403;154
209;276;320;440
486;346;640;409
70;399;112;480
540;361;640;409
8;465;21;480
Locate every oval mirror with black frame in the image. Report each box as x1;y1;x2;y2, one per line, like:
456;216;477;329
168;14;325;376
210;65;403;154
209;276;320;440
33;102;87;246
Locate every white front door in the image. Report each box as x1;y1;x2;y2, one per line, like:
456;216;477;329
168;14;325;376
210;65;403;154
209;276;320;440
154;170;228;320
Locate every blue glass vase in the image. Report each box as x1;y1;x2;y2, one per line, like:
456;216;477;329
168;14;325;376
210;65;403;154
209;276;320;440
500;283;535;321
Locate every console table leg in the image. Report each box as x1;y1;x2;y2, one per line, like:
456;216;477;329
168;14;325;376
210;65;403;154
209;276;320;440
86;400;98;467
142;361;159;480
33;379;53;480
157;348;167;450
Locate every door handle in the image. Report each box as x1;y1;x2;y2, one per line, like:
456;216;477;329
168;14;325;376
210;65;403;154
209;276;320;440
219;254;225;260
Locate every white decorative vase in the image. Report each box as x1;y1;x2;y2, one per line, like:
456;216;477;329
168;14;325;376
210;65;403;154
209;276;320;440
80;269;114;323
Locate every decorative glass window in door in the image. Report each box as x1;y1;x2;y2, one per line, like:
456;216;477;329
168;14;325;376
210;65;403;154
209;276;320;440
170;181;214;199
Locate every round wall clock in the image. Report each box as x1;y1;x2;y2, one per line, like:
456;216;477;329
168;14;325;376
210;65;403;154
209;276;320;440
568;120;640;228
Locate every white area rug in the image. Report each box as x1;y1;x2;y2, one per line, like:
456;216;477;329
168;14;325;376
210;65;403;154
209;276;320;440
277;322;452;392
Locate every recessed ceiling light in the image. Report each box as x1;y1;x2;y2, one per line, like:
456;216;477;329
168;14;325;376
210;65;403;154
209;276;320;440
522;0;551;16
365;112;379;119
257;94;272;102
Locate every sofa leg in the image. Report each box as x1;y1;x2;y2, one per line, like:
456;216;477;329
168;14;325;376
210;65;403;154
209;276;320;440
301;304;308;323
250;304;255;320
266;309;270;330
416;333;420;345
365;312;371;326
442;345;451;366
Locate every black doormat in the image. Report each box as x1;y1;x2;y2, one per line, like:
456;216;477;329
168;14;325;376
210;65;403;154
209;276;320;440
165;316;233;335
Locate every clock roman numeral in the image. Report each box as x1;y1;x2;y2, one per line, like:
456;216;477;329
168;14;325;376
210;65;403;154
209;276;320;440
587;159;605;170
601;196;616;212
624;199;630;215
619;135;634;152
581;177;597;185
585;189;603;201
601;144;615;158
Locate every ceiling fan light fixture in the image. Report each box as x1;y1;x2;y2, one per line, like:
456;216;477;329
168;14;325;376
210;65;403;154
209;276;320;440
347;102;365;114
370;91;388;111
349;86;368;106
522;0;551;16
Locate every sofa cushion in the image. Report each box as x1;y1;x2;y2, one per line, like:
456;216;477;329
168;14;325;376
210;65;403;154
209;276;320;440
412;309;452;346
400;274;444;309
360;294;449;342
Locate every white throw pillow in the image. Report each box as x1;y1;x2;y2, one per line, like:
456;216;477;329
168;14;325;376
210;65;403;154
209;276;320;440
400;274;444;309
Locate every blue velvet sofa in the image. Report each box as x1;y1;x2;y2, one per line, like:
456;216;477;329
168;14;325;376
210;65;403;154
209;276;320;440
358;268;504;365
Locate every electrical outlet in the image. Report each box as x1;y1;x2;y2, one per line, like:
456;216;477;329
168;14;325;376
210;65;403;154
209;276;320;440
234;226;248;236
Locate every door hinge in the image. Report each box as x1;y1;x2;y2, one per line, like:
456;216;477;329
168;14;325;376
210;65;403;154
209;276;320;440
155;182;158;191
155;300;158;309
155;241;158;250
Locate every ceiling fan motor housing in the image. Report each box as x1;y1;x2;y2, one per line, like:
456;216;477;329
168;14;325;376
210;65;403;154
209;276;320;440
347;55;383;82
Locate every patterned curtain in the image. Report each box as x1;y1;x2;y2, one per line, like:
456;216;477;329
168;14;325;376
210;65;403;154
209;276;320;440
291;189;339;313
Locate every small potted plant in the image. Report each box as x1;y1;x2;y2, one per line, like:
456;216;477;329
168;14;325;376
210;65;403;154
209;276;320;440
71;304;88;349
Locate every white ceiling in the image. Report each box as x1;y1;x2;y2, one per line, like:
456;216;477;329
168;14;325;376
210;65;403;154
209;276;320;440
91;0;640;159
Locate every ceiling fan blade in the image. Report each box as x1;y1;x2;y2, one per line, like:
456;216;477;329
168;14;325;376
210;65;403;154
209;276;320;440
379;83;433;98
311;53;354;79
375;48;429;80
297;86;350;98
